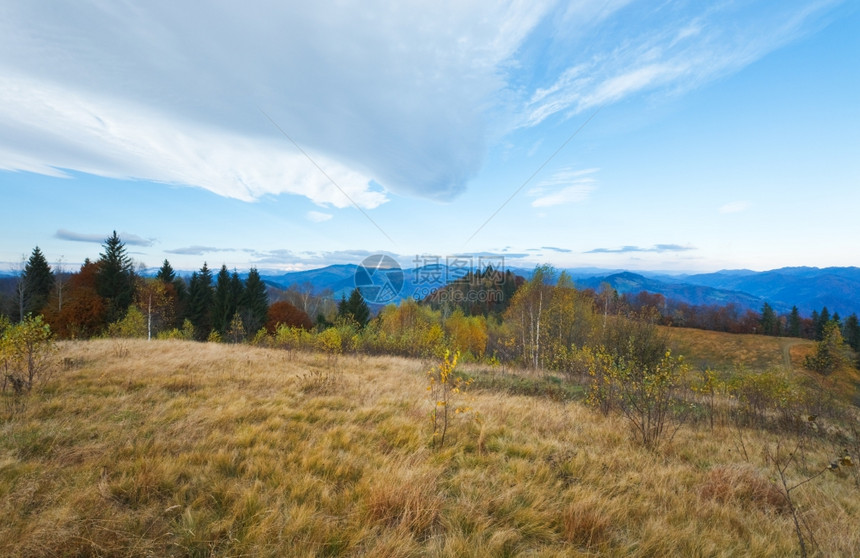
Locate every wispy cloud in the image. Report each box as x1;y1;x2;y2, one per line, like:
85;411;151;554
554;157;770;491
587;244;694;254
307;210;333;223
542;246;572;253
519;1;839;127
719;201;751;214
529;167;597;207
55;229;153;247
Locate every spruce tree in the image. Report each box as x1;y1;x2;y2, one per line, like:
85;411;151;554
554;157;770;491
844;314;860;352
23;246;54;316
338;287;370;328
213;265;239;335
186;263;214;340
760;303;777;336
240;268;268;335
156;259;176;283
788;306;802;338
815;307;831;340
96;231;135;323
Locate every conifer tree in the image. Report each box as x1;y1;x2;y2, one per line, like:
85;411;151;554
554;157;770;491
23;246;54;316
815;307;831;340
186;262;214;340
96;231;135;323
240;268;268;334
213;265;240;335
844;313;860;352
788;306;802;338
760;302;777;336
337;287;370;328
155;259;176;283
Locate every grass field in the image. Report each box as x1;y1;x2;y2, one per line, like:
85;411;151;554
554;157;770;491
664;326;860;404
2;338;859;557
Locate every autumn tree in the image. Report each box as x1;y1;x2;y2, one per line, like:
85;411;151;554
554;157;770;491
134;277;174;340
445;308;488;358
43;259;106;338
96;231;135;323
22;247;54;317
265;300;312;333
805;320;848;375
1;314;54;393
504;265;555;368
541;272;597;371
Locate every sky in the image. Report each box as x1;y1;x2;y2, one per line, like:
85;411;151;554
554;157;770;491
1;0;858;275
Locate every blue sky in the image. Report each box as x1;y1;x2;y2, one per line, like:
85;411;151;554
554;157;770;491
1;1;858;274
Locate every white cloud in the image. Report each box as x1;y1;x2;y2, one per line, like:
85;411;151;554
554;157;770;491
307;211;333;223
529;168;597;207
719;201;751;214
0;1;841;205
0;1;552;203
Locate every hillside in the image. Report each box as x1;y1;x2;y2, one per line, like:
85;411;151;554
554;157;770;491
2;340;859;556
663;326;860;405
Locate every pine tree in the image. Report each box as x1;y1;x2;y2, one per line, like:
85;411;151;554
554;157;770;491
155;259;176;283
23;246;54;316
240;268;268;334
186;263;214;340
760;302;777;336
788;306;802;338
844;314;860;352
96;231;135;323
213;265;240;335
337;287;370;328
815;307;831;340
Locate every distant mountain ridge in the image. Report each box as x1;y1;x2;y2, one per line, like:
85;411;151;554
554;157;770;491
62;263;860;318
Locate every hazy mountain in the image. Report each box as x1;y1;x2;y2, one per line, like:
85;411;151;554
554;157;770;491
574;272;769;312
680;267;860;316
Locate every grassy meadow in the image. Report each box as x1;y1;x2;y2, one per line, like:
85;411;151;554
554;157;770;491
2;336;860;557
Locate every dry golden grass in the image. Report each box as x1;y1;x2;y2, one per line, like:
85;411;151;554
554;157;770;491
665;326;860;404
1;339;859;556
663;326;812;371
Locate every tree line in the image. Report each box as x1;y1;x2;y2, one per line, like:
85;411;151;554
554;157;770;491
2;235;858;368
0;232;312;342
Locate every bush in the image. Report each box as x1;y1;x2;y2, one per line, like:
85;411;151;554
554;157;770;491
590;349;689;447
1;315;55;397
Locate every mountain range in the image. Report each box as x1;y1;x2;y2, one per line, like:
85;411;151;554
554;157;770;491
256;265;860;317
